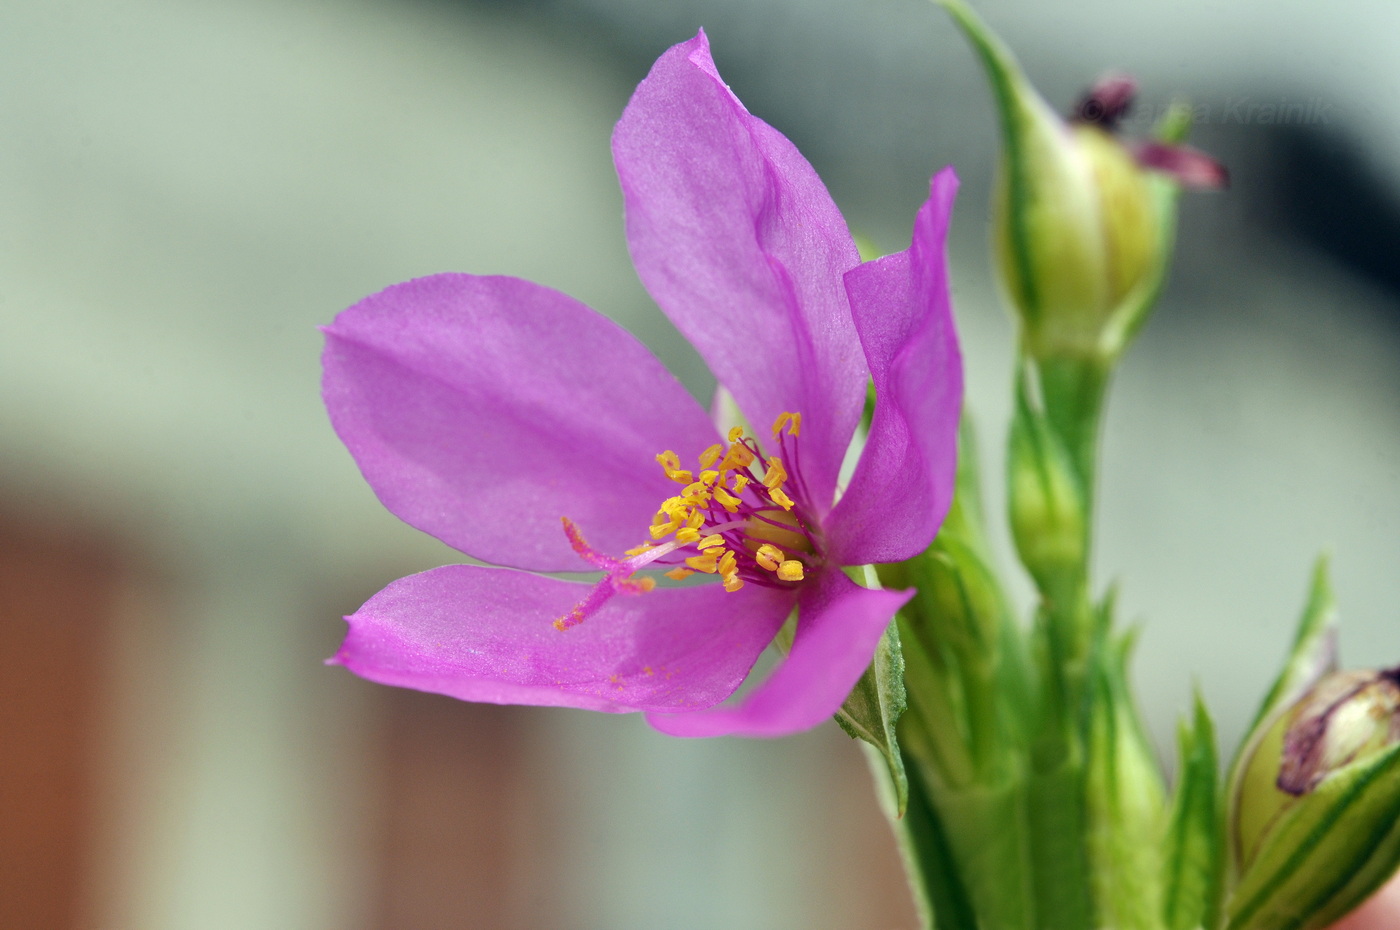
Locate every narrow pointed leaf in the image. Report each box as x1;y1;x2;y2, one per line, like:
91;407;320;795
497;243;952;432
1162;692;1223;930
1228;559;1340;848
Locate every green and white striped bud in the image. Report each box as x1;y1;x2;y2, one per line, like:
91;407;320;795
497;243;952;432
1226;667;1400;930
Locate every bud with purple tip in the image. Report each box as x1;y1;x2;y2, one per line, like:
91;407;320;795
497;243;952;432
940;0;1225;366
1227;666;1400;930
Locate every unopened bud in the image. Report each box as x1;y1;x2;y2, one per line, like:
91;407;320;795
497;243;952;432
1226;667;1400;930
991;113;1162;361
940;0;1224;364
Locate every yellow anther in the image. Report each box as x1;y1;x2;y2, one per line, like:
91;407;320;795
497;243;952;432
681;481;712;504
655;451;692;483
713;486;742;513
625;543;655;556
729;474;750;493
685;510;705;530
625;576;657;593
685;549;722;573
755;544;784;572
771;412;801;436
650;507;684;538
763;457;788;489
722;574;745;593
727;425;745;442
675;527;701;544
777;560;805;582
665;567;694;581
698;444;723;468
718;550;738;577
698;470;719;485
770;488;795;511
720;442;755;470
697;534;726;550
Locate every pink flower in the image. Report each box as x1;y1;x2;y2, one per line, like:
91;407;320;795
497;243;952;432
320;31;962;737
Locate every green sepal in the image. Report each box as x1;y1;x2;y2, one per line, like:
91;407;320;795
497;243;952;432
935;0;1108;346
1224;740;1400;930
1097;100;1198;360
837;616;911;816
1245;556;1340;740
1084;625;1169;930
1226;559;1340;870
1025;752;1096;930
1162;691;1223;930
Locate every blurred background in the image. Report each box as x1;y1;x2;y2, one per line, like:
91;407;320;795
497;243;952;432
2;0;1398;927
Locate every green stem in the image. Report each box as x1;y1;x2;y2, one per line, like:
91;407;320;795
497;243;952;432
1023;354;1112;930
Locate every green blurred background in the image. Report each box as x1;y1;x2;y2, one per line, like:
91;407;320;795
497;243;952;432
2;0;1397;927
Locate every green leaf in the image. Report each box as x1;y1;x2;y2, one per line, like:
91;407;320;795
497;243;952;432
1225;741;1400;930
1162;692;1222;930
837;617;910;815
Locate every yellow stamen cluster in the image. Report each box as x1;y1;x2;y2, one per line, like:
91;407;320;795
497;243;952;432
646;421;795;593
554;414;811;632
633;414;809;596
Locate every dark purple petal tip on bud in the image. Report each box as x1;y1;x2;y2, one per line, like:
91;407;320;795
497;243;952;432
1277;668;1400;797
1073;73;1139;130
1131;141;1231;190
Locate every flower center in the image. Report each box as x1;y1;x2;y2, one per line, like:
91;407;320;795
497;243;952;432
553;412;819;630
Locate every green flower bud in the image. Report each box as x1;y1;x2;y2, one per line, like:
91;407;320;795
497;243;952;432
1226;667;1400;930
991;113;1161;361
939;0;1224;364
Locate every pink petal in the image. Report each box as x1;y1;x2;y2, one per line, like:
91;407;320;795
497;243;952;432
613;31;866;513
825;168;963;565
1131;141;1229;190
646;569;912;738
332;564;794;713
322;273;717;572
